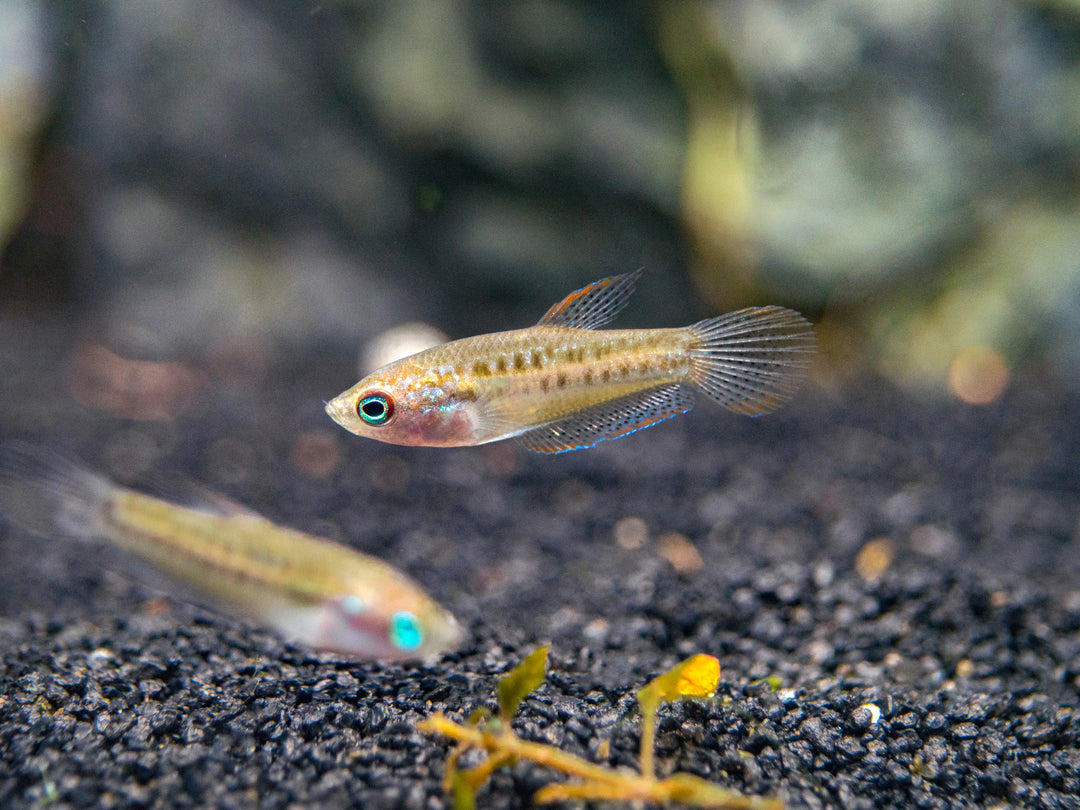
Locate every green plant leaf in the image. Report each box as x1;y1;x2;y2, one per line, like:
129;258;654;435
497;644;549;723
451;769;476;810
467;707;490;726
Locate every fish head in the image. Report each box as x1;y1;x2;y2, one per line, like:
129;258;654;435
326;360;484;447
316;580;464;660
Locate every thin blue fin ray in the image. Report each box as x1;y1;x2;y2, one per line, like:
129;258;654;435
516;384;694;454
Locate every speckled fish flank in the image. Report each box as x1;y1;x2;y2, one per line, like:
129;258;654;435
326;269;816;453
0;444;463;660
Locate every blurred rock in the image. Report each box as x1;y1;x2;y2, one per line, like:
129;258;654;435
5;0;690;362
0;1;57;297
685;0;1080;388
2;0;1078;394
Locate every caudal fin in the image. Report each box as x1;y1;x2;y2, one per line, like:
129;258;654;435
687;307;815;416
0;442;112;542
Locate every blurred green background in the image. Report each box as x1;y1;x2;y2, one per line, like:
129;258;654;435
2;0;1078;407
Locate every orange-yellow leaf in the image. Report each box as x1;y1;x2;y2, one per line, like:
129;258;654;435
674;654;721;698
638;654;720;709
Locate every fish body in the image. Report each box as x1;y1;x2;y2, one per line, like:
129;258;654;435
327;270;815;453
0;445;462;660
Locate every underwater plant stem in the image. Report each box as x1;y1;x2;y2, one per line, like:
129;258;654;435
533;775;779;808
418;714;629;784
418;713;782;809
640;708;656;778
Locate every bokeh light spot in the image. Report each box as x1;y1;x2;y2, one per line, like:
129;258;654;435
361;322;448;375
948;345;1009;405
613;516;648;550
855;537;894;582
67;342;206;420
656;531;703;574
291;430;341;478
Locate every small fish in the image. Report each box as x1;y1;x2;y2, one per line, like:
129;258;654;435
0;444;463;660
326;269;815;453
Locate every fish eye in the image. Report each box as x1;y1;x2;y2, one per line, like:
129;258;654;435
357;392;394;426
389;610;423;652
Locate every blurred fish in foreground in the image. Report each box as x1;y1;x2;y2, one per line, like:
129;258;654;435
327;269;815;453
0;444;462;660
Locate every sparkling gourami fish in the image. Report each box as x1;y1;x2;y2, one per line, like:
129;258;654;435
0;445;462;660
326;269;816;452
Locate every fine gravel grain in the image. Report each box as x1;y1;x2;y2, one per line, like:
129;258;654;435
1;317;1078;809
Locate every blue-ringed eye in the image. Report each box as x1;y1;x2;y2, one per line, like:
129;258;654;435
358;392;394;426
389;610;423;652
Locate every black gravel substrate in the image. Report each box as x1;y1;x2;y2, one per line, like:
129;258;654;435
1;317;1078;809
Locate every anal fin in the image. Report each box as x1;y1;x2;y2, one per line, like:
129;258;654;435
516;384;694;454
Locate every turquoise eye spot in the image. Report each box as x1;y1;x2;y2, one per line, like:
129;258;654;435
389;611;423;652
358;392;394;426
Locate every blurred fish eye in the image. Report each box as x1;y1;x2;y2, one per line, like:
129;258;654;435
357;392;394;426
389;610;423;651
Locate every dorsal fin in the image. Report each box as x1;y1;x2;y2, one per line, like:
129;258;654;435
537;268;643;330
127;471;266;521
171;481;266;520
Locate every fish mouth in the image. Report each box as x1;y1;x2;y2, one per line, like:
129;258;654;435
324;396;352;430
420;611;466;659
439;611;466;649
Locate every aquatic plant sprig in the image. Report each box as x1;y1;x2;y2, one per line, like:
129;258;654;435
417;647;781;809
